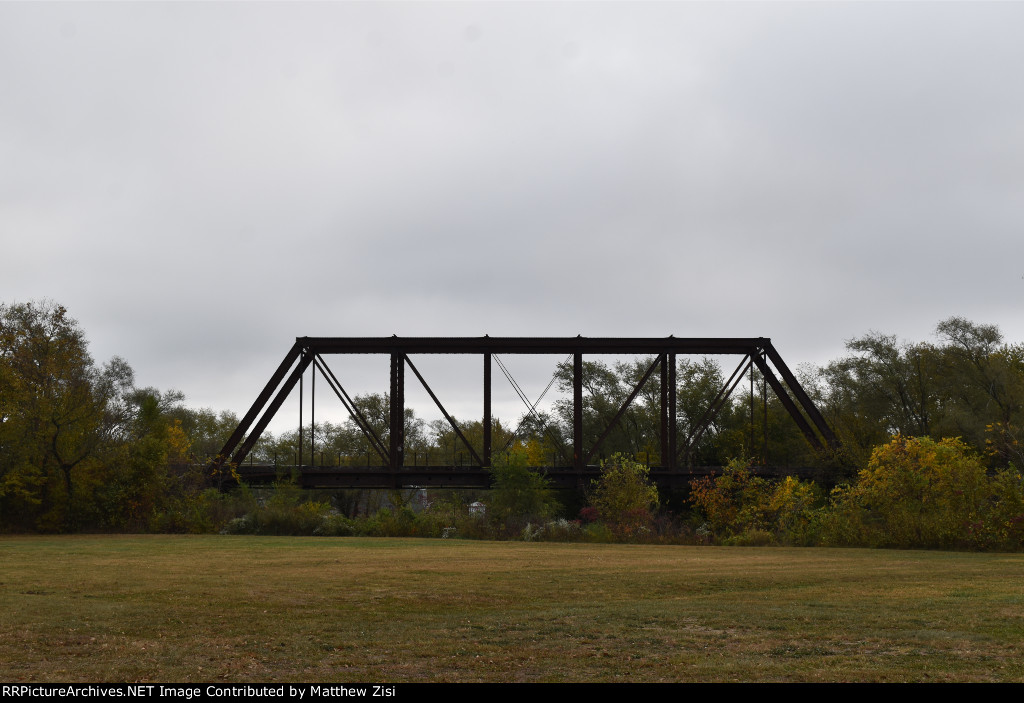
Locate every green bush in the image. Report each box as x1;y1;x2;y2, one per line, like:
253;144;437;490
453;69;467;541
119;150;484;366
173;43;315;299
486;449;560;534
151;486;256;534
314;513;356;536
582;521;616;543
971;467;1024;550
221;481;332;535
587;454;659;537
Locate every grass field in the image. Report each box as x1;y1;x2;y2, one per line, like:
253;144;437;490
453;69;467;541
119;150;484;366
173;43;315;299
1;535;1023;682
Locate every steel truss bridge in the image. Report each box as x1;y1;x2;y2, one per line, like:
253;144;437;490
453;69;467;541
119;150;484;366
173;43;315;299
212;336;839;489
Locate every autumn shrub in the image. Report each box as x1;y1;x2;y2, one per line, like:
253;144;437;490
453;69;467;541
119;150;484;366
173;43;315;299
446;512;491;540
582;521;616;543
586;454;659;537
534;518;583;542
412;494;477;539
814;484;874;547
360;506;442;537
240;499;331;535
688;458;770;540
830;435;988;549
769;475;823;545
520;522;545;541
689;458;822;544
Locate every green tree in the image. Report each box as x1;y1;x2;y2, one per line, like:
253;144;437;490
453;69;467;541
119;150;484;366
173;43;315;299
816;318;1024;468
0;301;125;530
816;332;940;467
677;357;734;465
554;359;637;459
98;389;193;530
486;448;560;532
933;317;1024;455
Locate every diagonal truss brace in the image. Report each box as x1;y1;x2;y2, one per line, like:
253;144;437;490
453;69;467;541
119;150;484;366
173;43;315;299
314;355;390;465
751;352;825;452
680;354;753;464
584;354;662;464
495;354;572;466
404;355;483;467
762;346;838;448
229;347;311;467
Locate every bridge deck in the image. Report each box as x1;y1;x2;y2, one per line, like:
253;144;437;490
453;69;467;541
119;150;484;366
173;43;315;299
232;464;835;489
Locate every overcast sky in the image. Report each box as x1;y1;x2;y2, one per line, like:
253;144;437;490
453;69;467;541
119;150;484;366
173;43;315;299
3;2;1023;432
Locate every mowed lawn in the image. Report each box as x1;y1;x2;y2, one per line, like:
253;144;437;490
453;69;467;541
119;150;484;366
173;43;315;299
1;536;1023;682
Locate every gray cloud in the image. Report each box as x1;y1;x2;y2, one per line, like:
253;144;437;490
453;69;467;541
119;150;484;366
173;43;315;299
3;2;1023;433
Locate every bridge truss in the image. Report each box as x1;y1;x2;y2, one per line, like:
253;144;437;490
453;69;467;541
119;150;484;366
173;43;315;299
212;336;838;488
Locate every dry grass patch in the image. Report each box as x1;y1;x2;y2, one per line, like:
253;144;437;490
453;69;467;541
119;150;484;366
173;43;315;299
1;536;1023;682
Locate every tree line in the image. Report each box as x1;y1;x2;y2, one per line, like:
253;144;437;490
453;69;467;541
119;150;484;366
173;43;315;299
2;299;1024;545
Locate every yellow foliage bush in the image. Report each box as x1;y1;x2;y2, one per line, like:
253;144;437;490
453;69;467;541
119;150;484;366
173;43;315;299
844;435;988;548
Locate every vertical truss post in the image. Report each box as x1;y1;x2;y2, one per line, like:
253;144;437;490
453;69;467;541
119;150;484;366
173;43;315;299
660;354;668;467
762;355;768;464
750;362;755;457
573;352;583;475
311;357;316;466
298;367;304;468
390;352;405;482
668;352;677;471
483;353;492;467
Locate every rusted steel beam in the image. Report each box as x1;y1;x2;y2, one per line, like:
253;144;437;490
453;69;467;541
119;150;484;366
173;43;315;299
298;370;304;468
668;352;677;470
301;336;767;355
681;354;751;465
213;341;302;472
313;357;389;465
230;352;311;466
751;353;824;452
389;353;404;479
483;353;492;467
660;354;668;466
311;361;316;465
573;352;583;474
763;343;839;448
404;355;483;467
584;354;661;465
